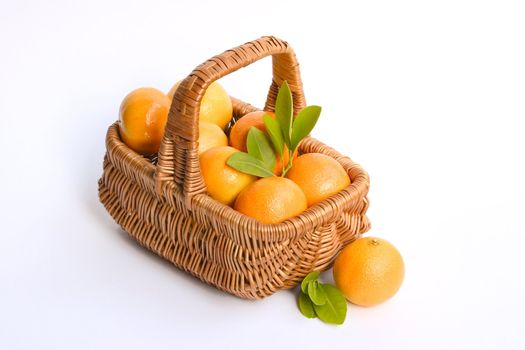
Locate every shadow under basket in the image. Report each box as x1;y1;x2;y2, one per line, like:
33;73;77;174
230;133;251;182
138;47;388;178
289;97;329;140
98;36;370;299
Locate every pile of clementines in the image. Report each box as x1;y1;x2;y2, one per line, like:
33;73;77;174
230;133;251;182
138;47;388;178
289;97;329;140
119;81;351;224
117;80;405;320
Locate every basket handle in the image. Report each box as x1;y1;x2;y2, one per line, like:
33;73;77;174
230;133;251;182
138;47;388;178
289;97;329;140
155;36;306;206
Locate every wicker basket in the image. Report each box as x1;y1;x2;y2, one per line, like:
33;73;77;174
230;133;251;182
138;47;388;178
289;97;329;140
98;36;370;299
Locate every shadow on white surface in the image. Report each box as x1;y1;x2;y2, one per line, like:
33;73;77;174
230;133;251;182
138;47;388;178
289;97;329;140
83;180;247;302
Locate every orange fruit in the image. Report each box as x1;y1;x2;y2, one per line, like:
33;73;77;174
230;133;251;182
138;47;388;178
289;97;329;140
229;110;294;175
286;153;350;207
234;177;307;224
199;146;257;206
198;121;228;155
119;87;171;156
168;80;232;129
333;237;405;307
229;111;273;151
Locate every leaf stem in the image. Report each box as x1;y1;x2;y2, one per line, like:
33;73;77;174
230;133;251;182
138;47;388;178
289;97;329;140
281;153;286;176
281;147;295;177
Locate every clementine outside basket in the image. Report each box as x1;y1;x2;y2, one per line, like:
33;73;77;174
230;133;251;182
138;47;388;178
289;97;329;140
98;36;370;299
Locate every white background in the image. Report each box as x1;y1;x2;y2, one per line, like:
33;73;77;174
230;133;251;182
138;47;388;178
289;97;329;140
1;0;524;349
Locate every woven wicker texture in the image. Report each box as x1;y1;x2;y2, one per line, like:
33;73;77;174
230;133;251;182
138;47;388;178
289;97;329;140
98;36;370;299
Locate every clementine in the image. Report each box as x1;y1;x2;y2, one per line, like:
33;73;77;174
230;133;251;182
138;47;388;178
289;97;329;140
234;177;307;224
198;121;228;155
286;153;350;206
199;146;256;206
333;237;405;307
168;80;232;129
229;110;294;175
229;111;273;151
119;87;170;156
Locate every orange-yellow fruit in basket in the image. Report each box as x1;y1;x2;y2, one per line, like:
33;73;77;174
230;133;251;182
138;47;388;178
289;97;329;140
333;237;405;307
234;177;307;224
286;153;350;207
229;110;295;175
198;121;228;155
119;87;171;156
199;146;256;206
229;111;273;151
168;80;232;130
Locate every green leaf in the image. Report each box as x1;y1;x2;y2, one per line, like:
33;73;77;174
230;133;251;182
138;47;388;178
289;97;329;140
263;114;284;157
313;284;347;325
298;292;316;319
290;105;322;151
275;80;293;148
308;281;327;306
301;271;320;293
246;127;276;170
226;152;275;178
